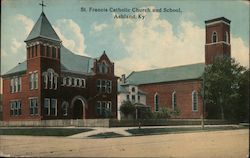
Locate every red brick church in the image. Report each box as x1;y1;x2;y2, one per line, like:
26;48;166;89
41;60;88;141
124;17;231;119
2;11;118;121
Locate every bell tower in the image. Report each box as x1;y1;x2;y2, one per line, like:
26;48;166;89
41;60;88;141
205;17;231;65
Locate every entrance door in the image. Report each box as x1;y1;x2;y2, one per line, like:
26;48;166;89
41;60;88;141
73;99;84;119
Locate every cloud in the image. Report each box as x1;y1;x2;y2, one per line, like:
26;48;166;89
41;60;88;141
10;38;22;53
53;19;87;56
231;36;249;68
1;49;7;57
91;22;108;33
114;7;249;76
15;14;34;36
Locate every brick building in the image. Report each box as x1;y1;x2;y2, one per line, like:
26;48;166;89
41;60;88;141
124;17;231;119
2;12;118;121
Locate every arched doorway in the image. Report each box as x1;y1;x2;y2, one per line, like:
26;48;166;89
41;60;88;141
71;96;87;119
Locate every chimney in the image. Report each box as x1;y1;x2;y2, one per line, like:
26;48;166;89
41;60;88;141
121;74;126;84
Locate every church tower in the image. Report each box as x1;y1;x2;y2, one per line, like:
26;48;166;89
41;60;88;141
205;17;231;65
24;10;62;119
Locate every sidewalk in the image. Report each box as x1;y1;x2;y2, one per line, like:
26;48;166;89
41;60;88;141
68;124;240;138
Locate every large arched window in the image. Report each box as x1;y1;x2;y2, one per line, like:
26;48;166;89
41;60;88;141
154;93;159;112
172;91;177;110
192;91;198;112
62;101;69;116
42;68;58;90
212;31;218;43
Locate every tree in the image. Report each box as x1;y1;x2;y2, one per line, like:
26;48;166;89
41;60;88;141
203;57;247;121
120;100;135;118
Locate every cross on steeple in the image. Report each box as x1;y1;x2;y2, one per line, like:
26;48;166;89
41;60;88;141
39;0;46;12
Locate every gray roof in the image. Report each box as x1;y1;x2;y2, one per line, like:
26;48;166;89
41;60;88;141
3;45;94;76
25;12;60;42
126;63;205;85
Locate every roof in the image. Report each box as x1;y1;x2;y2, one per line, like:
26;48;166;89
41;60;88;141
25;12;60;42
3;45;95;76
117;83;129;93
205;17;231;24
126;63;205;85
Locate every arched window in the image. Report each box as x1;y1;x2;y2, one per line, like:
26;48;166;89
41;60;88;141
172;91;177;110
98;61;109;74
62;101;69;116
212;31;218;43
224;31;229;43
132;87;135;92
192;91;198;112
42;68;58;90
154;93;159;112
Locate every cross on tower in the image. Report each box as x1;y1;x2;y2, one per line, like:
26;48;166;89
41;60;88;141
39;0;46;12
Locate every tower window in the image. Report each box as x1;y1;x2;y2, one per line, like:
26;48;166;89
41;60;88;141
224;31;229;43
47;46;51;57
41;45;45;56
212;31;218;43
52;47;56;58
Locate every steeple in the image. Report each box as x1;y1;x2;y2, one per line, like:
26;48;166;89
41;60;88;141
25;12;60;42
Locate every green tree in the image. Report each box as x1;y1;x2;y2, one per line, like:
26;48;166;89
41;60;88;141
120;100;135;118
203;57;247;121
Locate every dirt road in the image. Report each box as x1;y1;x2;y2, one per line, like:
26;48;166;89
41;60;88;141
0;129;248;157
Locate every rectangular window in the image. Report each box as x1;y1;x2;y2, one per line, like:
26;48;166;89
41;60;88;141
29;73;33;90
29;98;38;115
57;48;60;59
10;101;21;116
107;80;112;93
10;78;14;93
51;99;57;116
18;77;21;92
96;101;112;117
47;46;51;57
97;80;101;92
41;45;45;56
126;95;130;101
35;45;38;57
10;77;21;93
52;47;56;58
138;95;140;103
31;46;34;58
44;98;50;116
34;72;38;89
96;101;102;116
132;95;136;103
27;47;30;58
101;80;106;93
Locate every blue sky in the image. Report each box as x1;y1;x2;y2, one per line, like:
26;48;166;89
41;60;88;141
1;0;249;76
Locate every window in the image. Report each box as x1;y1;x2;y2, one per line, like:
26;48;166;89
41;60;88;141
154;93;159;112
212;31;218;43
172;91;177;110
29;98;38;115
224;31;229;43
132;95;136;103
35;45;38;57
10;101;21;116
192;91;198;112
57;48;60;59
41;45;45;56
52;47;56;58
42;68;58;90
62;102;69;116
132;87;135;92
44;98;50;116
96;101;112;117
138;95;140;103
81;79;86;88
98;61;109;74
126;95;130;101
47;46;51;57
29;72;38;90
97;80;112;93
31;46;34;58
10;77;21;93
51;99;57;116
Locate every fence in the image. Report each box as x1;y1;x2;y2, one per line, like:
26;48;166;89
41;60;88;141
0;119;234;127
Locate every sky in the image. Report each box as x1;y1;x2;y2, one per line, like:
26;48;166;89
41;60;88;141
1;0;249;77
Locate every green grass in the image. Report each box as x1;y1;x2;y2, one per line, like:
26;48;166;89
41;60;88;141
126;126;246;136
0;128;92;136
88;132;124;138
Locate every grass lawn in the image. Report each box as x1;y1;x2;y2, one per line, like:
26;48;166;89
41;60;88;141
0;128;92;136
126;126;246;136
88;132;124;139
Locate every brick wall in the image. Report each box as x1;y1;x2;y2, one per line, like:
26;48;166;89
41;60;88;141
138;80;203;119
